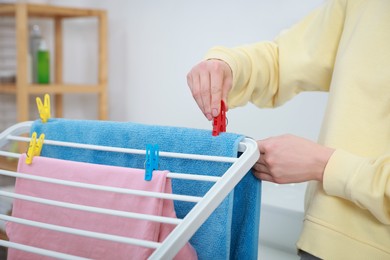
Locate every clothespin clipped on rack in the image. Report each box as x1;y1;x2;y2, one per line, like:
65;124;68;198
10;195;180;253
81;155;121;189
212;100;227;136
145;144;159;181
25;132;45;165
36;94;51;123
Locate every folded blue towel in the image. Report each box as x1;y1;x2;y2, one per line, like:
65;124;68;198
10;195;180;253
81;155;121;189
32;119;261;259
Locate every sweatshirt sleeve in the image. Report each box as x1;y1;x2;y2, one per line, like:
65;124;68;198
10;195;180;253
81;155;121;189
323;150;390;224
204;0;347;109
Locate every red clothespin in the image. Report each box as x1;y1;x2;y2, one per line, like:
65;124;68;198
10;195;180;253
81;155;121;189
212;100;227;136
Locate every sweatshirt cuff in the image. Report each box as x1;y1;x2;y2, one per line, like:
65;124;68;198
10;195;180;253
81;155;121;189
204;46;239;74
323;149;363;200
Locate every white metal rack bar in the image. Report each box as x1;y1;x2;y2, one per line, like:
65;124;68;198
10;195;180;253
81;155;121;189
0;240;90;260
0;215;161;249
0;121;260;259
0;169;203;203
1;121;238;163
0;190;183;225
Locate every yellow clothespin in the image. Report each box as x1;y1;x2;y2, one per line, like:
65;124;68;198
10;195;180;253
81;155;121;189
25;132;45;165
36;94;51;123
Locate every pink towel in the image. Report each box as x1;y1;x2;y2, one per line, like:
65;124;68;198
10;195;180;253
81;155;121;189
7;154;197;260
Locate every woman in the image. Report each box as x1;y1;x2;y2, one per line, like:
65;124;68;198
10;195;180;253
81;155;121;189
187;0;390;258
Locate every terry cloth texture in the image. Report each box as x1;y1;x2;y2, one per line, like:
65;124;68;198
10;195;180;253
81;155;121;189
31;118;261;259
7;154;197;260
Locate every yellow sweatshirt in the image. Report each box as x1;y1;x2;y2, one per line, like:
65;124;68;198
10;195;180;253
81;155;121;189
204;0;390;259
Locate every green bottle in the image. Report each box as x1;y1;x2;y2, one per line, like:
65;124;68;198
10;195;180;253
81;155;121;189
37;39;50;84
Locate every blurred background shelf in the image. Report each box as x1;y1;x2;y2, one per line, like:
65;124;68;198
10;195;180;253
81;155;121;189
0;84;102;94
0;3;108;123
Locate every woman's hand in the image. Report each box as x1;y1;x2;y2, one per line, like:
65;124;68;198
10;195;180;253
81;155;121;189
253;134;335;184
187;59;233;121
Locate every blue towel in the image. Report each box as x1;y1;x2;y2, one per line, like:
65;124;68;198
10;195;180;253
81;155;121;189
31;119;261;259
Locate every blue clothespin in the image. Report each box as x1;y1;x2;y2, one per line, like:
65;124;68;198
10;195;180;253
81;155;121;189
145;144;159;181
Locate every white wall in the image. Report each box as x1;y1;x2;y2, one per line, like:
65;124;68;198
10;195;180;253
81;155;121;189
46;0;326;206
53;0;327;142
121;0;327;142
0;0;327;141
4;1;329;258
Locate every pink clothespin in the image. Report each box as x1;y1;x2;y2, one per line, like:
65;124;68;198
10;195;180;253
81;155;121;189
212;100;227;136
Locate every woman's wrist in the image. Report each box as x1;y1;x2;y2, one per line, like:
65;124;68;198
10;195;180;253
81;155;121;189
315;146;335;181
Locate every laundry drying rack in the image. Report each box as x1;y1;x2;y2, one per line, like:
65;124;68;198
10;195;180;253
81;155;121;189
0;120;259;259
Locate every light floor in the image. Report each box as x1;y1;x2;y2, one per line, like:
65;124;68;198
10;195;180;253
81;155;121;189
259;244;300;260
